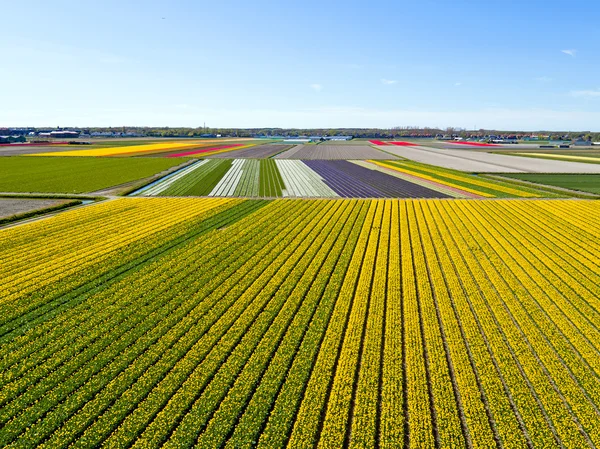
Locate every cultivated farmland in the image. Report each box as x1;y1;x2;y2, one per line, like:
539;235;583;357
372;142;600;173
275;144;396;160
2;197;600;448
501;173;600;195
205;143;292;159
27;139;259;157
0;198;79;222
134;158;550;198
134;159;452;198
0;156;183;193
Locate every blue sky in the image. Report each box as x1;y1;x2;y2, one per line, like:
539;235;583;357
2;0;600;130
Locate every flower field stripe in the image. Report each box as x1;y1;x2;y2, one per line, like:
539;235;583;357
225;201;367;448
275;160;338;197
387;141;418;146
511;201;600;260
193;144;257;158
471;202;600;406
469;205;600;447
165;144;245;158
3;199;600;446
500;201;600;304
140;160;209;196
398;200;436;447
125;200;336;448
286;201;379;447
348;200;391;448
179;200;354;448
316;200;385;449
447;141;501;147
436;200;587;447
549;200;600;238
513;152;600;163
422;200;532;448
432;201;561;447
38;201;305;449
378;201;404;448
319;160;449;198
352;160;471;198
0;200;296;447
259;159;284;197
0;202;274;444
77;201;321;447
381;160;539;197
157;160;229;196
303;160;385;198
233;159;260;197
27;140;243;157
252;201;370;449
369;140;390;145
414;201;501;447
0;198;223;302
448;201;597;447
0;198;235;307
0;201;255;355
371;161;496;197
26;201;309;448
0;202;267;413
406;201;467;448
173;160;234;196
0;200;264;428
209;159;245;196
480;201;600;350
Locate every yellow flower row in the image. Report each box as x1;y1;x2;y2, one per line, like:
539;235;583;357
0;198;237;306
370;161;495;197
2;198;600;447
371;160;539;197
26;139;249;157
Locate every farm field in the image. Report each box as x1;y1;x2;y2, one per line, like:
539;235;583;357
26;139;261;157
0;157;183;193
371;160;553;198
2;197;600;448
204;144;292;159
501;173;600;194
275;144;396;160
137;158;554;199
134;159;450;198
371;142;600;173
509;152;600;164
0;198;79;223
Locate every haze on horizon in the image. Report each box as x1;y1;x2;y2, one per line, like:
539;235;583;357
2;0;600;131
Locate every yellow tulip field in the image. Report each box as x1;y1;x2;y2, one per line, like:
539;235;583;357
1;197;599;448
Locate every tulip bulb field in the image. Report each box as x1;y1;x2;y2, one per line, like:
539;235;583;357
2;143;600;448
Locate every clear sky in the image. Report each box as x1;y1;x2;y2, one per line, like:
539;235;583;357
2;0;600;130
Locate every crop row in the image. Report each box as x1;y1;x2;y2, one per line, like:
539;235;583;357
136;159;451;198
2;198;599;447
371;160;546;198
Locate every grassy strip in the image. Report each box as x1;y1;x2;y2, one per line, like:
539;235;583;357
0;200;83;226
489;174;600;197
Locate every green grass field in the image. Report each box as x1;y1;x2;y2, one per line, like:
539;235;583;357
501;173;600;194
0;156;184;193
